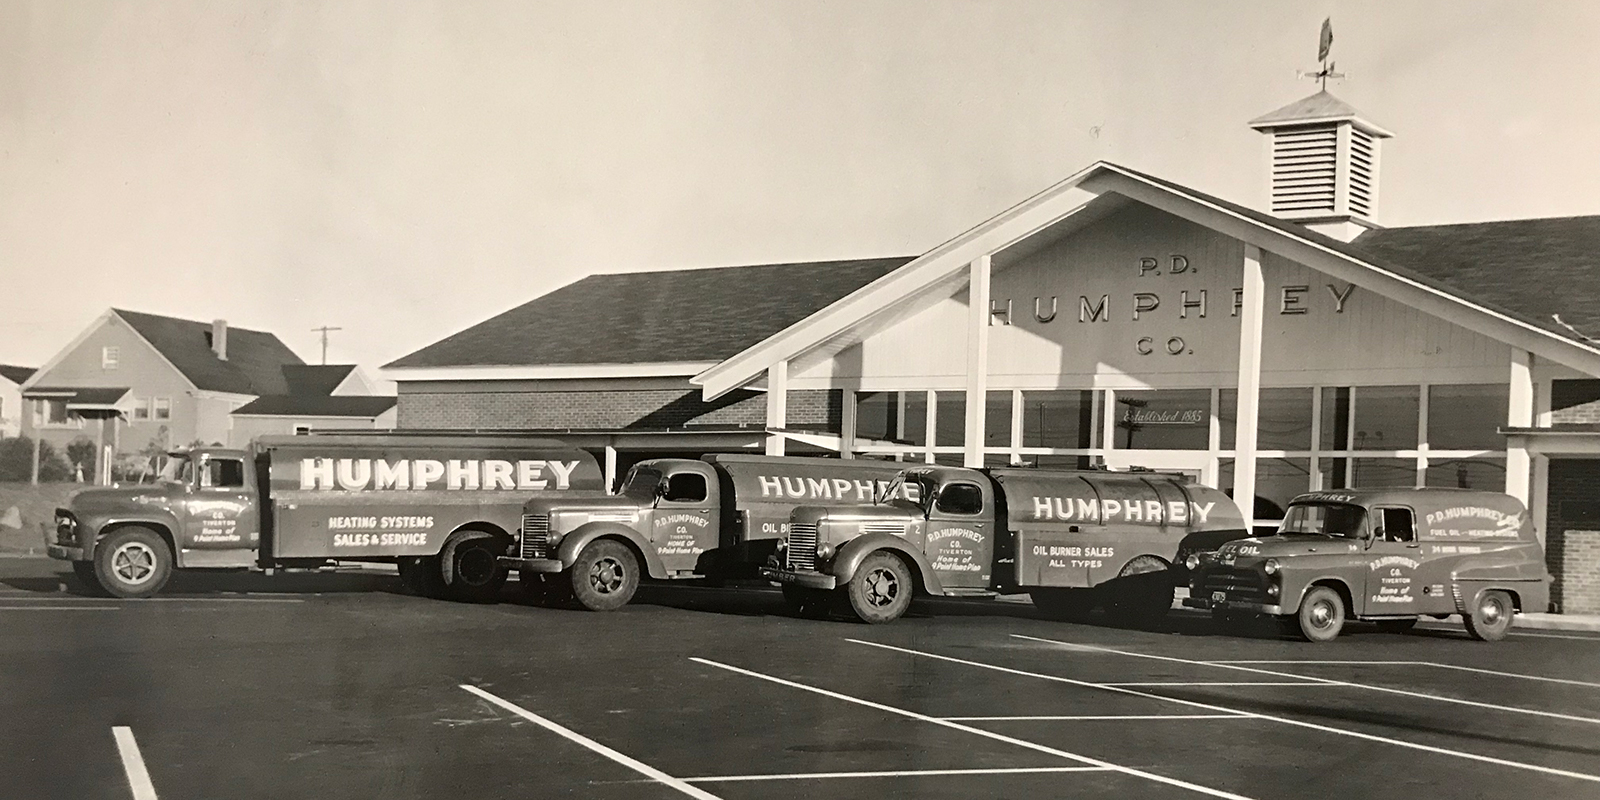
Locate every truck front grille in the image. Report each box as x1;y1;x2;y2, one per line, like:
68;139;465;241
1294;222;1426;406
520;514;550;559
1203;567;1267;604
786;522;818;571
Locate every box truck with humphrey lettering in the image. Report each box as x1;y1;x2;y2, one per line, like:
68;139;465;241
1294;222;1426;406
507;454;917;611
762;465;1248;624
47;433;604;600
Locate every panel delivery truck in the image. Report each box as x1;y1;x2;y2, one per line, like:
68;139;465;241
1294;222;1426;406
762;465;1248;624
506;454;916;611
1185;488;1552;642
47;433;604;600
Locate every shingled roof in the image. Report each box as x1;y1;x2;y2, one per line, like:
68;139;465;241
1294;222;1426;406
232;395;396;418
0;365;34;385
386;257;913;369
282;364;357;396
115;309;304;395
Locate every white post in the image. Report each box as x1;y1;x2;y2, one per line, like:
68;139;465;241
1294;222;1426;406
1231;244;1266;522
924;390;937;464
839;389;857;459
964;255;992;468
1505;349;1534;503
765;360;788;456
1009;389;1023;465
603;445;618;493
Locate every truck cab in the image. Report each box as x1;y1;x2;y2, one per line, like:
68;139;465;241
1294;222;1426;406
50;448;262;597
1185;488;1552;642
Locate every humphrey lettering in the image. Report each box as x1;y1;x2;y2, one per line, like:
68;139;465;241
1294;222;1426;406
757;475;919;503
1029;496;1213;525
299;458;580;491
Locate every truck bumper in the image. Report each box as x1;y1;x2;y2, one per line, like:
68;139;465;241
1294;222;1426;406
499;557;565;574
761;567;837;590
47;544;85;561
1183;595;1283;615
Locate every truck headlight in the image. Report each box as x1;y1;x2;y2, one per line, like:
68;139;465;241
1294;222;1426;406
776;538;788;552
1266;584;1280;597
1263;558;1279;576
817;542;835;561
1184;553;1201;571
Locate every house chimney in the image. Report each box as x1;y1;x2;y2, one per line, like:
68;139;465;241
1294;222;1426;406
1248;91;1393;242
211;319;228;361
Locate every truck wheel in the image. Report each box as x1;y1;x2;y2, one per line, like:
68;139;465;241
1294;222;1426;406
782;584;832;619
1031;588;1094;622
71;561;109;596
568;540;639;611
1102;555;1174;629
1296;586;1346;643
1376;618;1417;634
93;527;172;599
443;535;508;603
841;551;912;624
1464;590;1514;642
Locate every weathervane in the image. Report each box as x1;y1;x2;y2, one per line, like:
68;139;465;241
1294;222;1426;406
1297;17;1344;90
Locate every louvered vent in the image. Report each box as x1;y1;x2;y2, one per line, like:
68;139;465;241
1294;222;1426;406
1270;124;1338;216
1347;127;1376;218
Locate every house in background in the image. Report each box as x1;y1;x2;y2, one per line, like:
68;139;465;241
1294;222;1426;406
0;365;36;438
20;309;307;470
228;364;396;446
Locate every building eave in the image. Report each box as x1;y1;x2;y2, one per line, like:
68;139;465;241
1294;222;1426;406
382;361;721;383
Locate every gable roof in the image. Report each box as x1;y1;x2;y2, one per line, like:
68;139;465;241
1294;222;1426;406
384;257;913;370
693;160;1600;398
282;364;357;396
231;395;396;418
113;309;304;395
1247;90;1394;137
0;365;34;386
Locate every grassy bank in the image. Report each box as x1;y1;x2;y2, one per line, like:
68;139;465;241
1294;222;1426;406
0;483;83;554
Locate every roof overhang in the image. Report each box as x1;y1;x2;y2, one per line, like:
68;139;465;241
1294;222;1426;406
382;361;719;383
693;161;1600;399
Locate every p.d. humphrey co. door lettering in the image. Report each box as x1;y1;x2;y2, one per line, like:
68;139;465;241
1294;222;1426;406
299;458;581;491
1029;496;1215;525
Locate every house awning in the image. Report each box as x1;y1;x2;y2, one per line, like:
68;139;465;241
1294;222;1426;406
23;386;131;413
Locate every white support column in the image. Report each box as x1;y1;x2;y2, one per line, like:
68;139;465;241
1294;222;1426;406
1231;245;1266;521
1505;349;1534;503
840;389;857;460
963;255;992;468
765;360;788;457
924;390;937;464
1009;389;1024;465
603;445;618;493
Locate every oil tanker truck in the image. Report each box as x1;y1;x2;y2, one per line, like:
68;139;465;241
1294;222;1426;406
762;465;1248;625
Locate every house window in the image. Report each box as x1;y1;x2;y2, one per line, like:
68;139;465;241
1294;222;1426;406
32;398;73;427
131;397;151;421
153;397;171;420
102;346;119;369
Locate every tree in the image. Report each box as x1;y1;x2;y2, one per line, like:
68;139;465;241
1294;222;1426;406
67;436;97;481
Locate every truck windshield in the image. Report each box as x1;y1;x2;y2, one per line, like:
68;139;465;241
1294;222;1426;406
1279;503;1367;539
875;475;927;508
619;467;661;500
159;456;194;486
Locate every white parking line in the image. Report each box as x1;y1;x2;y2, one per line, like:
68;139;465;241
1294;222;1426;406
1013;635;1600;726
112;727;158;800
460;685;723;800
852;638;1600;786
0;606;120;611
1211;660;1600;689
0;596;303;604
1100;681;1325;687
940;714;1248;721
688;766;1109;782
691;657;1257;800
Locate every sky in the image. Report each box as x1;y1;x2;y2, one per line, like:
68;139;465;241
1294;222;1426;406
3;1;1599;379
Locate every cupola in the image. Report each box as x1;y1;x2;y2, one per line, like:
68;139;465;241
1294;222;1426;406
1249;91;1394;241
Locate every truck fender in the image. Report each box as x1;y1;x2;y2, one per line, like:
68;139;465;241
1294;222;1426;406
1286;575;1355;616
829;533;945;596
86;515;180;562
437;527;512;581
556;523;669;580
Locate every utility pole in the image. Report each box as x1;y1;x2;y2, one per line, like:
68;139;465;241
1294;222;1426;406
311;326;343;365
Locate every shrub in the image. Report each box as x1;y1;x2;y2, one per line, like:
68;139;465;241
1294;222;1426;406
0;437;73;482
66;436;97;477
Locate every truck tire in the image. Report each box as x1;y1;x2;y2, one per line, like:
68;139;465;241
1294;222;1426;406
782;584;832;619
568;540;639;611
93;527;172;599
443;535;508;603
71;561;109;596
1031;588;1095;622
1376;618;1418;634
1464;590;1514;642
1296;585;1346;643
1101;555;1174;629
841;551;912;624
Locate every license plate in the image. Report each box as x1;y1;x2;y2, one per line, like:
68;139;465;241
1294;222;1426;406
1211;591;1226;604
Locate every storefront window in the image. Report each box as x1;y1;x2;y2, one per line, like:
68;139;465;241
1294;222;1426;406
1027;454;1096;469
1347;457;1417;488
854;392;898;442
1353;386;1419;450
1113;389;1209;450
935;392;965;448
1020;390;1098;449
984;391;1012;449
1218;458;1311;520
1427;385;1509;450
903;393;928;446
1425;458;1506;490
1219;388;1314;451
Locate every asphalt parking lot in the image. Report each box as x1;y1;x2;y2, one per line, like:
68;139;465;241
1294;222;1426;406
4;558;1600;800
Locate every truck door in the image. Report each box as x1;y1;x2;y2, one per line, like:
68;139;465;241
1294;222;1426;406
925;480;994;589
651;466;719;573
1364;506;1422;616
180;454;260;565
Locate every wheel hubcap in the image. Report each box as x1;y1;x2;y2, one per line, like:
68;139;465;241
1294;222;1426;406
459;548;496;586
112;543;156;585
1309;600;1334;629
590;557;624;594
864;568;899;608
1481;598;1504;624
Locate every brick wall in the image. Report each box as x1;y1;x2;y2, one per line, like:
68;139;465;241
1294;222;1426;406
1544;458;1600;613
398;387;840;432
1551;379;1600;424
